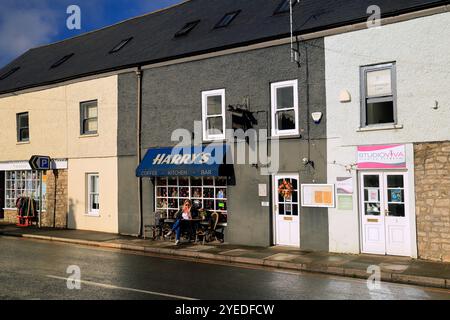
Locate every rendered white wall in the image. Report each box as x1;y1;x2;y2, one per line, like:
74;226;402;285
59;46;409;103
325;12;450;254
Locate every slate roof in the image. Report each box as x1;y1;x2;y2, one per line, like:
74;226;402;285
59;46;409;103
0;0;448;94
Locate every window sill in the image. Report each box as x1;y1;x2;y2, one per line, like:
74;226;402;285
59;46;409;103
203;137;226;143
16;141;30;145
271;133;301;139
357;124;403;132
79;133;99;139
85;213;100;217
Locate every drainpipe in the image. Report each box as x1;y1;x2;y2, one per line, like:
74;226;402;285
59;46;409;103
136;67;143;237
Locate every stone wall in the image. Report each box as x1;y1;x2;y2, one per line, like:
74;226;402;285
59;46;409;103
415;141;450;262
42;169;68;228
3;209;17;224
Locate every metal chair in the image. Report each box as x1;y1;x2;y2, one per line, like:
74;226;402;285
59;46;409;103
143;211;165;240
196;212;221;244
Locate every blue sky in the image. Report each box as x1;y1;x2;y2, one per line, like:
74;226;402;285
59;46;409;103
0;0;183;68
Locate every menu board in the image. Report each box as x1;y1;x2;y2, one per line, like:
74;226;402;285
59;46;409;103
301;184;336;208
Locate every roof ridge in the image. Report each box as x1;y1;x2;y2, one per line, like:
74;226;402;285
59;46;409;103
30;0;194;51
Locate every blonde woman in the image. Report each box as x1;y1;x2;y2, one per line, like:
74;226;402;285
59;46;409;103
165;200;194;245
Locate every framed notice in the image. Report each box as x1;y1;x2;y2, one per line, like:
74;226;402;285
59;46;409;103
301;184;335;208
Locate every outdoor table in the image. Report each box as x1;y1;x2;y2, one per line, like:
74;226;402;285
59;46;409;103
181;219;203;241
163;218;203;242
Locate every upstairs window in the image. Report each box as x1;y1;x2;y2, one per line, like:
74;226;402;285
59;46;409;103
274;0;297;15
51;53;74;69
202;89;226;141
271;80;299;136
175;20;200;37
0;67;20;80
109;37;133;54
80;100;98;135
361;63;397;127
16;112;29;142
215;11;240;28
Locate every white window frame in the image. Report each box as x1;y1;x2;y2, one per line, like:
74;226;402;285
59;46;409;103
80;100;99;136
4;170;46;211
202;89;226;141
86;173;100;216
271;80;299;137
155;177;228;220
360;62;397;128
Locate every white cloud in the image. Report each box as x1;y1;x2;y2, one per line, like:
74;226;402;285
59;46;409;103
0;1;59;68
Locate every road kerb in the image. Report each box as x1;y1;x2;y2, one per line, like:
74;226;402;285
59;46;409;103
1;231;448;289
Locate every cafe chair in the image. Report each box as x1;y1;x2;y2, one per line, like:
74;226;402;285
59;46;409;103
144;211;165;240
212;212;225;243
196;212;223;245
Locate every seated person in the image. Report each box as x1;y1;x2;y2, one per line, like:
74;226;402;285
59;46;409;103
165;200;198;245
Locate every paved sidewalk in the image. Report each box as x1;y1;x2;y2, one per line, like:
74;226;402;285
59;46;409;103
1;224;449;290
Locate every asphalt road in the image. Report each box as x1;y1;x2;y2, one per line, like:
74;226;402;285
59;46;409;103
0;236;449;300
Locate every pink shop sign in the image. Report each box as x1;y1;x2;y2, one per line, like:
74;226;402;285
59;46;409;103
357;144;406;169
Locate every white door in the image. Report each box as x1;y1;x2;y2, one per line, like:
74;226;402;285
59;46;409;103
360;172;411;257
274;174;300;247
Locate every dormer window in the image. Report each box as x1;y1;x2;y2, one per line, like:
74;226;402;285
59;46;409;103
274;0;297;15
0;67;20;80
215;11;240;29
51;53;74;69
175;20;200;37
109;37;133;54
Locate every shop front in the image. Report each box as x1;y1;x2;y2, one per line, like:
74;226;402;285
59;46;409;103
137;144;233;232
0;159;68;227
357;144;415;257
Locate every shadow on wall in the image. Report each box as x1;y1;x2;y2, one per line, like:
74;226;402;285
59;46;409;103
67;198;79;230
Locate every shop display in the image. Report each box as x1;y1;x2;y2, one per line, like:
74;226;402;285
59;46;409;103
156;177;228;219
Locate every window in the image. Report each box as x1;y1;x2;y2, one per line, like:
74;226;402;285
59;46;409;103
202;89;226;141
0;67;20;80
361;63;397;127
51;53;74;69
87;174;99;215
274;0;297;15
215;11;240;28
155;177;228;220
4;171;46;211
271;80;299;136
109;37;133;54
174;20;200;37
16;112;29;142
80;100;98;135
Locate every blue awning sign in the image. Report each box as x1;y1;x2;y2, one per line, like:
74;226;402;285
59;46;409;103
136;144;230;177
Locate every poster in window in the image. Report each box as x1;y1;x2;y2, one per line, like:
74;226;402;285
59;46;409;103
368;188;379;202
366;68;392;97
391;189;402;203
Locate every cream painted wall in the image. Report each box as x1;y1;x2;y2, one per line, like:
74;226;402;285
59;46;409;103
0;75;120;233
0;87;68;161
325;13;450;255
0;75;118;161
67;157;118;233
66;77;118;158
